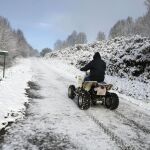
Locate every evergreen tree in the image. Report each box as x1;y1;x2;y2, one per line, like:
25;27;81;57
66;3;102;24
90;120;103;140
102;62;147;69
40;48;52;57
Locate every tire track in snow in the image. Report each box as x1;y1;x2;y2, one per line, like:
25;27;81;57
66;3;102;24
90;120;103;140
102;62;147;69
115;110;150;134
86;111;136;150
38;59;149;149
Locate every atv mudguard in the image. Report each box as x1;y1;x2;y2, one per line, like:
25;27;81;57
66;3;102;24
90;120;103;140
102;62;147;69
82;81;113;96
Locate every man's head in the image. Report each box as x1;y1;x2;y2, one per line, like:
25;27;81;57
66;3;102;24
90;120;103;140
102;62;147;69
93;52;101;60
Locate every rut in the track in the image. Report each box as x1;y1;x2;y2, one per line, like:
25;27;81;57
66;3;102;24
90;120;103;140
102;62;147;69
86;111;136;150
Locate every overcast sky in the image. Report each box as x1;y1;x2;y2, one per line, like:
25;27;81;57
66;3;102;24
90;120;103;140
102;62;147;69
0;0;147;50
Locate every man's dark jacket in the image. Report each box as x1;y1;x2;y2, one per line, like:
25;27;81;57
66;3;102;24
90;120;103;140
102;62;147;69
80;52;106;82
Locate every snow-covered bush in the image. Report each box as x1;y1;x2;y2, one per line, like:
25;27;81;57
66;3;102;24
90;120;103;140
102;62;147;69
47;35;150;83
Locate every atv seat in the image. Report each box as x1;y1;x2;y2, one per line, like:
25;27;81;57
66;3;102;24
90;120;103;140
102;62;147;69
82;81;97;91
82;81;113;91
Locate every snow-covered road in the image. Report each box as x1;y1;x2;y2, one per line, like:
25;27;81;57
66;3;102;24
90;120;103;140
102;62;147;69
0;58;150;150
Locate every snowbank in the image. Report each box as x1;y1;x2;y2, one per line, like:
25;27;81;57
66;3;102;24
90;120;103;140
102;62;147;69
46;35;150;101
0;59;32;130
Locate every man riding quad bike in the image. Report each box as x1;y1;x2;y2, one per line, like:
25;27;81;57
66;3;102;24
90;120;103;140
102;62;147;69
68;52;119;110
80;52;106;82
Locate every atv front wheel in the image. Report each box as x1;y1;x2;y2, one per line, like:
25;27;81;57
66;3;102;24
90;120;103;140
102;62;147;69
68;85;75;99
105;92;119;110
78;90;90;110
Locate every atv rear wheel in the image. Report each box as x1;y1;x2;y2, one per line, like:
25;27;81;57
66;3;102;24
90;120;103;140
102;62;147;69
105;92;119;110
78;90;90;110
68;85;75;99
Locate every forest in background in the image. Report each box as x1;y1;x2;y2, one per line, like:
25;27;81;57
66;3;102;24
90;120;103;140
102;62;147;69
0;16;38;65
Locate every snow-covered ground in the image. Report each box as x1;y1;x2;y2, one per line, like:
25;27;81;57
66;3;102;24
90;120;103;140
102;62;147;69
0;59;32;130
46;35;150;101
0;58;150;150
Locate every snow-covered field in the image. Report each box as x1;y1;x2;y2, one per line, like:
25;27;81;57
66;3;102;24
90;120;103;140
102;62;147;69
0;59;32;130
0;58;150;150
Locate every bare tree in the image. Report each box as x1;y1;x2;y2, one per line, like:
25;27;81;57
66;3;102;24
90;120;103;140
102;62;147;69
54;39;63;50
66;30;77;46
109;17;135;38
145;0;150;10
76;32;87;44
53;30;88;50
96;31;106;41
109;0;150;38
0;15;36;65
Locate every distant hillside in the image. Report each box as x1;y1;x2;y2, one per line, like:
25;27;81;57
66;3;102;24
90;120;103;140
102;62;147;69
46;35;150;83
0;16;38;65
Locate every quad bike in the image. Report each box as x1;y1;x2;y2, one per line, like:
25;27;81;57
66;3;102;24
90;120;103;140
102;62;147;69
68;74;119;110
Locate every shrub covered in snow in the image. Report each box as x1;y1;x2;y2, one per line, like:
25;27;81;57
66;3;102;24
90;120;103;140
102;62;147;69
47;35;150;83
45;35;150;101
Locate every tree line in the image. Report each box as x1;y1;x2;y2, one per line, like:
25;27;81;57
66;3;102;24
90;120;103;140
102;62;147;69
53;0;150;51
0;16;38;65
53;30;105;50
109;0;150;38
54;31;87;50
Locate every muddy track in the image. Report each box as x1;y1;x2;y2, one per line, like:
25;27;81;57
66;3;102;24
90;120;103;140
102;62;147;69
86;111;136;150
115;110;150;134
